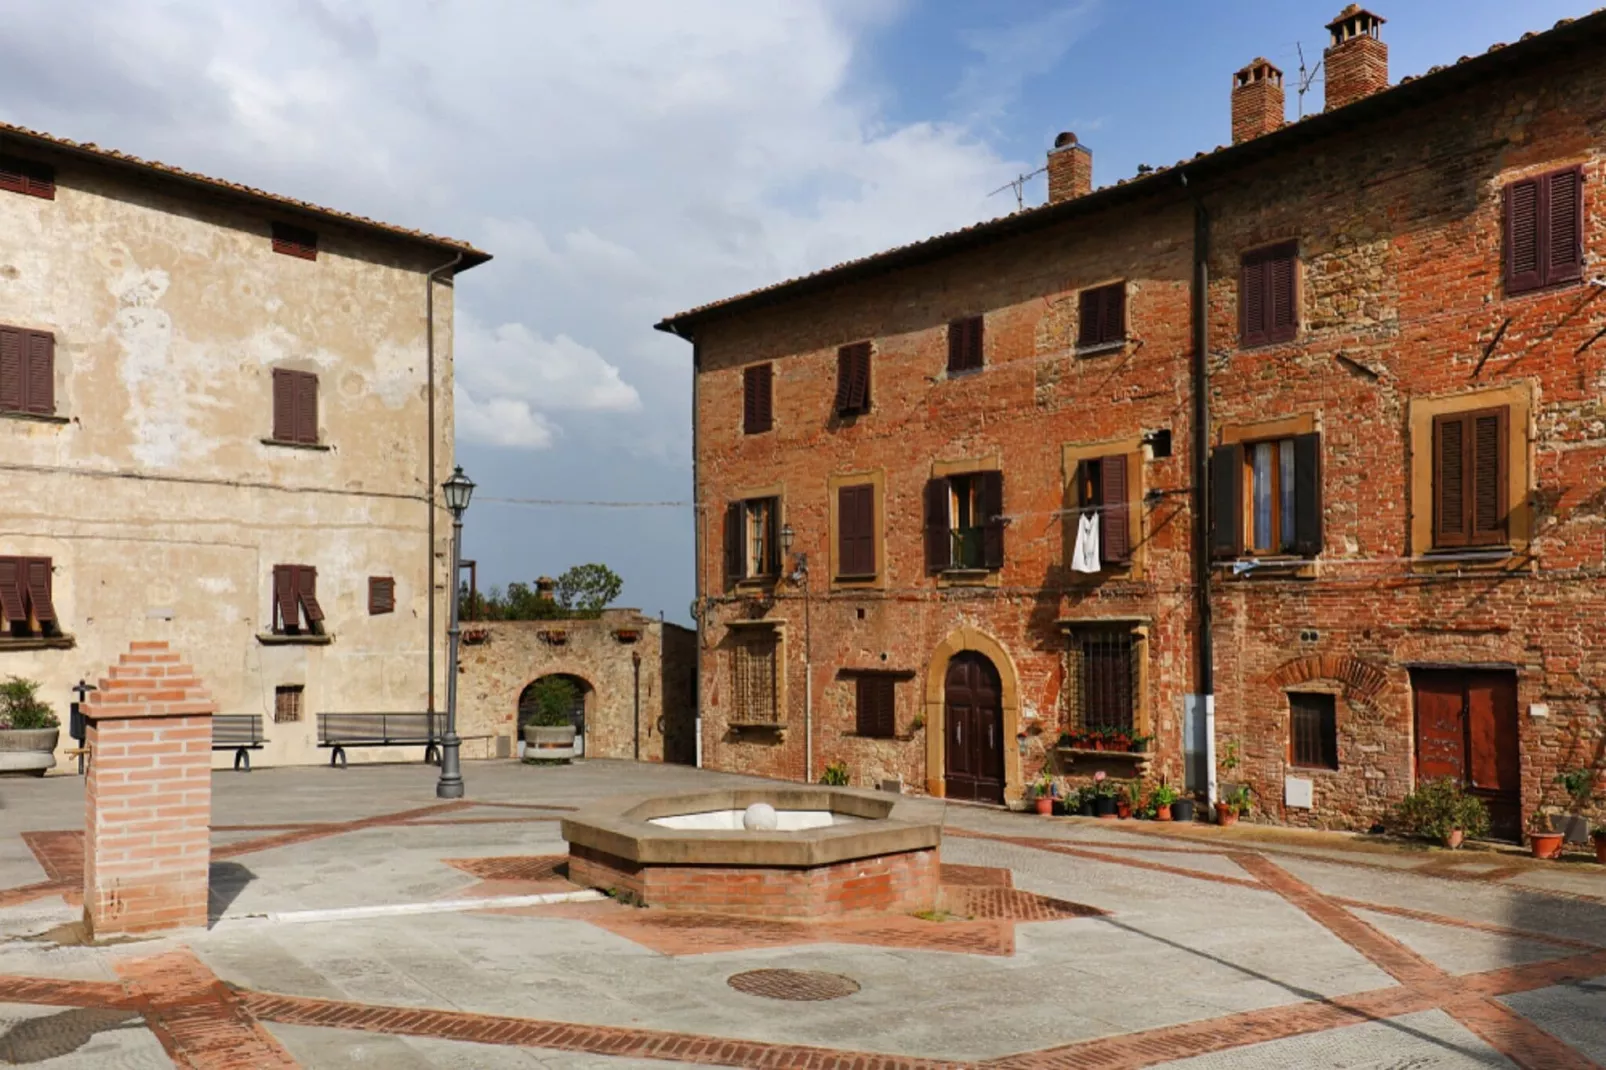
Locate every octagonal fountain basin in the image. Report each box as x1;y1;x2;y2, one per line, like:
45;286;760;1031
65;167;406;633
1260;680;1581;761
561;787;942;919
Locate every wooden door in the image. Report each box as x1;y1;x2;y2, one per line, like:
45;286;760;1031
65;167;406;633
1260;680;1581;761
1412;670;1520;841
944;652;1004;804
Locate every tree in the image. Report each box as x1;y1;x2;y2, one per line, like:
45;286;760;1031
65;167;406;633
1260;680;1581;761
555;564;622;614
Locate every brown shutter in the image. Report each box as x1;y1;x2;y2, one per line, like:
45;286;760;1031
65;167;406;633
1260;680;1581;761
0;559;24;624
23;559;55;624
1210;444;1244;558
948;317;982;372
1104;283;1125;343
1505;178;1542;293
1433;413;1469;547
272;369;295;441
924;478;952;572
23;331;53;415
295;372;318;443
724;502;746;585
1292;432;1323;557
1268;246;1297;342
0;156;54;200
764;499;781;575
1240;254;1266;345
743;364;772;433
272;223;318;261
979;469;1005;569
1546;167;1583;286
851;344;870;411
1470;407;1509;546
1098;454;1130;565
297;565;324;624
834;346;853;413
838;484;874;577
861;675;895;738
836;343;870;414
969;316;984;369
1077;288;1101;348
0;327;22;412
369;576;395;615
273;565;299;631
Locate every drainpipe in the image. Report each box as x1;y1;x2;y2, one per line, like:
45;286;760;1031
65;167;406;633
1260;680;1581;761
425;252;464;714
632;650;642;761
1181;172;1217;807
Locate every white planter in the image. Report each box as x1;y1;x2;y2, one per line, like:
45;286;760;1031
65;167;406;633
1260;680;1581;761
0;728;59;776
524;724;576;762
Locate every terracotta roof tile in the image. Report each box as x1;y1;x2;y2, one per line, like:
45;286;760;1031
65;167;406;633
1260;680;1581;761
0;120;490;270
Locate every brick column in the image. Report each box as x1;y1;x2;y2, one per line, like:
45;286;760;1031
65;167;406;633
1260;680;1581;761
82;641;217;938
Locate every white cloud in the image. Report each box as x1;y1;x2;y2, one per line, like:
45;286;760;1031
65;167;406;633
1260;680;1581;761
453;392;556;451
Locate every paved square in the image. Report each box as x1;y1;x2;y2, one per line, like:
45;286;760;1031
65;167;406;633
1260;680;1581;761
0;760;1601;1068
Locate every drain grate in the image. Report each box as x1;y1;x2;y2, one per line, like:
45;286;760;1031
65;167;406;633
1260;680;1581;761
727;969;861;1001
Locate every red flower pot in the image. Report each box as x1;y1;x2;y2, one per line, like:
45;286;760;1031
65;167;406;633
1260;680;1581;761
1155;804;1172;822
1116;801;1132;820
1529;832;1564;860
1215;802;1238;827
1594;835;1606;866
1034;797;1053;815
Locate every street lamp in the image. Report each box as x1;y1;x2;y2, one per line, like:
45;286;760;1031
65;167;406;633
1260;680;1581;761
436;464;475;799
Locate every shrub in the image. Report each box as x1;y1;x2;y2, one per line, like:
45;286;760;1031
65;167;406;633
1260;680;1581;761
819;761;850;786
0;677;58;730
521;677;579;728
1393;778;1490;842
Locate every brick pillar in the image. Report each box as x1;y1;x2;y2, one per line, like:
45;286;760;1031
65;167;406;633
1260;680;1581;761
82;641;217;938
1046;133;1092;205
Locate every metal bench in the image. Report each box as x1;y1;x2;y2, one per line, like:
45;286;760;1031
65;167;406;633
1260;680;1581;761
213;714;265;771
317;712;441;768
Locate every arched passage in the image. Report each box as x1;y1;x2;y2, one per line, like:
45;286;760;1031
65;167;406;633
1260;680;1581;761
923;628;1022;804
518;674;594;756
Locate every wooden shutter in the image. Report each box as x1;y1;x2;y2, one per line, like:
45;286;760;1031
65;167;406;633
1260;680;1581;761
834;347;854;413
1077;288;1102;348
0;558;24;625
1546;167;1583;286
272;369;296;441
296;565;324;625
1098;454;1130;565
1103;284;1125;344
295;372;318;443
838;484;875;577
0;156;55;200
743;364;772;433
724;502;747;585
1240;255;1267;346
979;469;1005;569
1433;413;1469;548
1505;178;1542;293
1292;432;1323;557
856;675;896;738
948;317;982;372
368;576;395;615
835;343;870;414
763;499;781;575
1210;444;1244;558
23;331;52;415
924;478;952;572
0;327;22;412
1268;246;1297;343
271;223;318;261
1290;692;1336;769
1469;407;1509;546
23;559;55;624
273;565;299;632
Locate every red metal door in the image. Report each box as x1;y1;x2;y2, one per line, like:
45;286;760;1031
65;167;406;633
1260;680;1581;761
944;652;1004;804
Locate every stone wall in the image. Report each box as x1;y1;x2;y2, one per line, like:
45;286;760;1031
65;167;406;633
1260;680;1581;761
456;611;697;763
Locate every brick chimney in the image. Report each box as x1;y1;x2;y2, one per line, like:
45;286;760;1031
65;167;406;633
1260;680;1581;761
1232;58;1285;143
1046;132;1092;205
1324;6;1387;110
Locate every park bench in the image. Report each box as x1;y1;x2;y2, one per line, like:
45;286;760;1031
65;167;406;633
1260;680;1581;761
317;712;441;768
212;714;265;771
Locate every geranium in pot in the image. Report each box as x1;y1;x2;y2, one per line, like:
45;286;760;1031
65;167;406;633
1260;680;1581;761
0;677;59;777
1150;781;1180;822
1031;772;1056;815
1391;777;1488;849
1115;781;1135;820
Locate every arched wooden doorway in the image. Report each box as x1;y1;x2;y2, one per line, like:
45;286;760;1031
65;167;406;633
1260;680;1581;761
943;651;1004;803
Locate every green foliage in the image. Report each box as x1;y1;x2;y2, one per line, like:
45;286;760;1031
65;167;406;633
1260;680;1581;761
1219;740;1241;773
522;676;579;728
1150;782;1180;807
460;563;621;622
556;563;623;614
1554;767;1596;806
1223;783;1253;816
0;677;57;730
819;761;850;786
1393;778;1490;842
1031;772;1055;799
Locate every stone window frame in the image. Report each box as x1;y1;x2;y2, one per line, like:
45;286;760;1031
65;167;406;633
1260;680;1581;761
1216;413;1321;577
727;481;787;591
1060;436;1145;581
1407;384;1532;569
930;455;1002;588
1279;682;1347;777
827;469;886;591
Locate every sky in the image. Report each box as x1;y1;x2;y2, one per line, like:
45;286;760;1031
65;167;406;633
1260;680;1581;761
1;0;1590;624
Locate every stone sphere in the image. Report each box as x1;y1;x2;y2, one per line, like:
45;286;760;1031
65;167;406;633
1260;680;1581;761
742;802;779;831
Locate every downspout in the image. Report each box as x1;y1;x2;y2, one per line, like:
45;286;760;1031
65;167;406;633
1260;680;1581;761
425;252;464;714
1181;172;1217;808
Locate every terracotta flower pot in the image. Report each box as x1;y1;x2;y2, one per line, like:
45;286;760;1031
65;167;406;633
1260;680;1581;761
1594;834;1606;866
1529;832;1564;860
1034;796;1053;815
1116;801;1132;820
1443;828;1464;850
1155;804;1172;821
1215;802;1238;827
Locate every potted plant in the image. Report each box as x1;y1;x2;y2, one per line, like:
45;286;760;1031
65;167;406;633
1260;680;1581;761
1128;734;1154;754
1391;777;1489;849
521;676;578;763
1552;768;1595;845
1593;827;1606;866
1529;811;1565;860
1092;771;1118;818
0;677;60;777
1031;772;1056;815
1150;780;1180;822
1171;795;1196;823
1075;786;1096;817
1216;784;1251;826
1115;781;1135;820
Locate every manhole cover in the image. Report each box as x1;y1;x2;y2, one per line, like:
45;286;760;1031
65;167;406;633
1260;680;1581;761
727;968;860;1001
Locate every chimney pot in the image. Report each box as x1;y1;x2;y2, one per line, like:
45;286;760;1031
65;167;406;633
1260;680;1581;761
1046;133;1092;205
1231;58;1285;144
1324;6;1388;110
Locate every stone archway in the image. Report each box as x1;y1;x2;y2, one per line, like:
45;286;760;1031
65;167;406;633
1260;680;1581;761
923;628;1022;803
1268;655;1387;705
519;674;595;756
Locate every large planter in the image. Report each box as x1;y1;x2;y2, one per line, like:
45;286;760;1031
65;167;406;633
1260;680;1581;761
523;724;576;762
1529;831;1564;860
1094;796;1117;819
0;728;59;776
1171;799;1196;823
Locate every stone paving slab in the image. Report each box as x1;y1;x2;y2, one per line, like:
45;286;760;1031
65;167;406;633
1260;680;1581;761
0;1000;168;1068
1150;1008;1517;1069
1497;975;1606;1064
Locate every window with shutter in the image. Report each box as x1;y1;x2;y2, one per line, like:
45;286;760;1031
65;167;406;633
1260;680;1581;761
1432;407;1508;549
271;222;318;261
1077;283;1127;349
0;556;60;638
835;343;871;415
947;316;983;373
368;576;396;615
836;484;876;578
1240;242;1298;346
854;675;897;738
1505;166;1584;294
0;156;56;200
742;364;773;434
726;497;781;583
0;325;56;416
271;369;320;445
272;564;326;635
1210;444;1244;558
1289;692;1338;770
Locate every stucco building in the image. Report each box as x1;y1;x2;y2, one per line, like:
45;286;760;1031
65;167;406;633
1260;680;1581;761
0;121;489;769
659;8;1606;838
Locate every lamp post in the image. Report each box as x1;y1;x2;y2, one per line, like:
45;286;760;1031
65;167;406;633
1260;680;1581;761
779;524;814;782
436;464;475;799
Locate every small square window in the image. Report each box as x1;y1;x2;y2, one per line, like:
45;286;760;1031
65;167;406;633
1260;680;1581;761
368;576;395;615
854;675;896;738
275;685;304;723
271;222;318;261
1077;283;1126;349
742;363;773;434
946;316;983;373
1289;692;1337;770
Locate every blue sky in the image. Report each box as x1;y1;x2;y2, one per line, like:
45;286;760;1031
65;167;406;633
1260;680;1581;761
3;1;1591;624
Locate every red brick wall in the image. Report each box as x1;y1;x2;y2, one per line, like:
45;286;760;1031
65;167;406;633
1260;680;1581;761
82;641;216;937
690;38;1606;834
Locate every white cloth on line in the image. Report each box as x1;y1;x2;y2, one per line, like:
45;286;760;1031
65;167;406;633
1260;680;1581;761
1072;511;1101;573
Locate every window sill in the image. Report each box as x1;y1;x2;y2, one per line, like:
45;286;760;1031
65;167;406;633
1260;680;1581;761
943;366;983;380
936;568;996;588
1504;277;1581;300
1237;333;1300;351
832;573;879;587
1411;547;1519;572
733;577;779;592
255;633;334;646
1074;340;1127;358
0;635;76;651
0;411;69;426
261;438;331;451
1218;556;1317;579
1288;764;1341;776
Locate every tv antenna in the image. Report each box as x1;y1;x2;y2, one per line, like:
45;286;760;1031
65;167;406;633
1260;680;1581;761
989;165;1048;212
1295;42;1324;118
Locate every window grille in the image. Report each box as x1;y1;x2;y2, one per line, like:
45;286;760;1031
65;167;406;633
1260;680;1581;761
732;633;780;724
1068;628;1138;734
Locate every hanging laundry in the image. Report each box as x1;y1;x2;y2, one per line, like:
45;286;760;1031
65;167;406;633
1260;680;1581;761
1072;510;1101;573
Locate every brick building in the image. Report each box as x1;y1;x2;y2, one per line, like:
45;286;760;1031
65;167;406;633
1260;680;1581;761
658;7;1606;838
